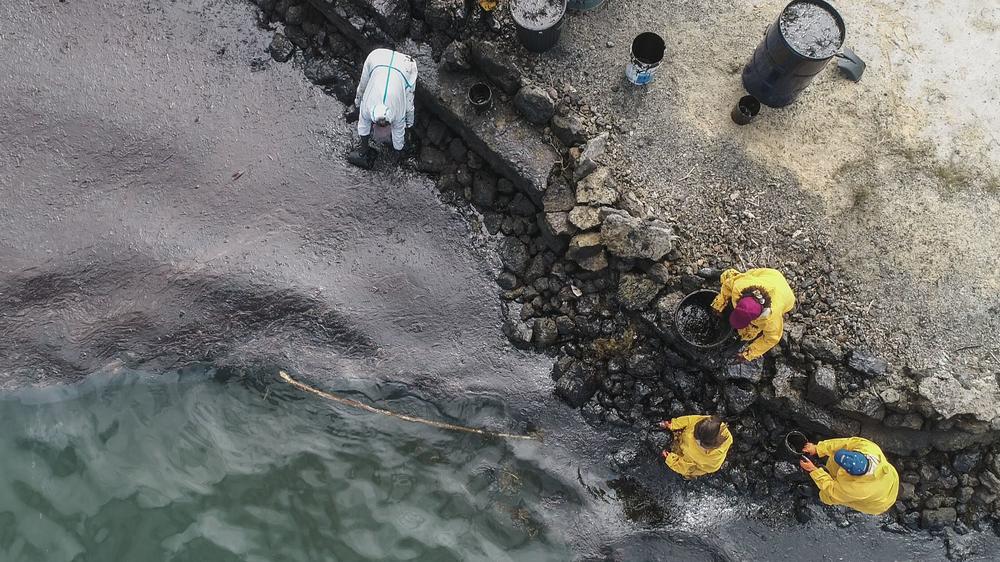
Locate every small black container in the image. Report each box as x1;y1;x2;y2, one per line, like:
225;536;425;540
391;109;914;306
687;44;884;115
469;82;493;113
510;0;567;53
673;290;734;350
742;0;845;108
731;95;761;125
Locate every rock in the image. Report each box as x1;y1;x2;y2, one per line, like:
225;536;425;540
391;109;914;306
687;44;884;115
509;193;537;216
467;40;522;94
424;0;467;33
496;270;518;290
807;365;839;406
268;33;295;62
568;206;602;230
801;337;843;363
440;40;471;71
884;412;924;430
447;138;467;162
765;362;862;436
847;348;888;378
425;119;449;146
514;84;556;125
953;451;982;475
551;112;588;146
921;508;957;530
720;361;764;384
979;470;1000;493
303;57;350;87
898;482;916;501
498;240;530;276
416;146;449;174
542;212;574;237
723;382;757;414
573;132;609;181
542;178;576;212
617;273;662;311
601;213;674;261
285;4;304;24
567;232;603;261
918;369;1000;423
572;250;608;273
834;388;885;421
644;430;672;454
471;170;497;206
501;302;533;348
555;362;599;408
576;167;617;206
532;317;559;347
609;448;641;471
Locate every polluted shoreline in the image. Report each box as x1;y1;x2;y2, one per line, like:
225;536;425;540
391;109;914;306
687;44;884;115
248;0;1000;546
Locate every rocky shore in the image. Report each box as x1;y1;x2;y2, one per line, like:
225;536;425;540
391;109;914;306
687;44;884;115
249;0;1000;545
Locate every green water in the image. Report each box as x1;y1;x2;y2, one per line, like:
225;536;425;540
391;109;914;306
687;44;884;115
0;370;576;561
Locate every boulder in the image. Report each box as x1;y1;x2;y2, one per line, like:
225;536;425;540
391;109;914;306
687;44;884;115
920;508;956;530
575;167;617;206
268;33;295;62
720;361;764;384
542;212;574;237
801;337;843;363
543;178;576;212
807;365;839;406
834;388;886;421
440;40;471;71
532;317;559;348
509;193;537;216
568;206;601;230
467;40;522;94
764;362;861;436
566;233;608;271
847;348;888;378
601;213;674;261
918;369;1000;423
514;84;556;125
424;0;467;33
573;132;609;181
555;362;599;408
551;112;588;146
952;451;981;475
501;301;533;348
471;170;497;206
496;270;518;290
723;382;758;415
617;273;662;311
416;146;449;174
497;238;530;274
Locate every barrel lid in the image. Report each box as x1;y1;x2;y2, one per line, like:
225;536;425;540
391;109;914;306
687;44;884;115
510;0;567;31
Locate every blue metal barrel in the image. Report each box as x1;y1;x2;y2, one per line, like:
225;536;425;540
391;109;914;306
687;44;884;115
742;0;845;108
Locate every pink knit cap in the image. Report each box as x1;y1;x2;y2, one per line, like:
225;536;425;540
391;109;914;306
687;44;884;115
729;296;763;329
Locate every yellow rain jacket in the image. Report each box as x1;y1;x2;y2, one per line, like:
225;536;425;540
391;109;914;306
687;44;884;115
710;268;795;361
809;437;899;515
664;415;733;478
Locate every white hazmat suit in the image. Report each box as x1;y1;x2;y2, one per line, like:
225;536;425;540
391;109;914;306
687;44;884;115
355;48;418;151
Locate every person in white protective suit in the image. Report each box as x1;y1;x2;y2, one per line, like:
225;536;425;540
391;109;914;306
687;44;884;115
353;48;418;163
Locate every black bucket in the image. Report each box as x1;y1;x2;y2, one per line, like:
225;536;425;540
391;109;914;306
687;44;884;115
510;0;567;53
742;0;845;108
731;95;761;125
785;431;808;456
673;290;734;349
469;82;493;113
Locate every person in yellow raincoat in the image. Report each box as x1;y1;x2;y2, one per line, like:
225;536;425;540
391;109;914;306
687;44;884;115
657;415;732;478
710;268;795;362
799;436;899;515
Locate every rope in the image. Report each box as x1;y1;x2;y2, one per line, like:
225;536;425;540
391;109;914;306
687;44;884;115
279;371;541;441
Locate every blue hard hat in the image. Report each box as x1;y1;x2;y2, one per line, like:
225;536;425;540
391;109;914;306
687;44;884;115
834;449;869;476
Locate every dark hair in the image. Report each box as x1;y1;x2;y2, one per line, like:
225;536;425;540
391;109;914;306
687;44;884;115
741;286;771;308
694;416;726;449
